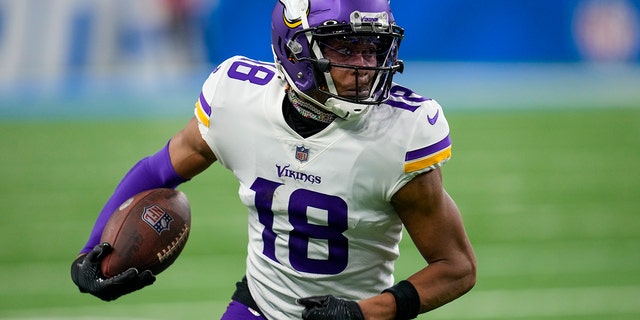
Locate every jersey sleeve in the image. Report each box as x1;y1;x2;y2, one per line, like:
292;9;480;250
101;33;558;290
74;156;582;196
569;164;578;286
192;56;282;169
192;56;246;164
403;99;451;173
388;98;452;198
194;57;238;131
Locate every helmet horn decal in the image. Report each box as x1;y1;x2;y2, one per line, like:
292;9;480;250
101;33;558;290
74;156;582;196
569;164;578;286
280;0;310;28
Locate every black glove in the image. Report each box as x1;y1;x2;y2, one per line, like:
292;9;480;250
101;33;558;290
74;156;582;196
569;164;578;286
70;242;156;301
298;295;364;320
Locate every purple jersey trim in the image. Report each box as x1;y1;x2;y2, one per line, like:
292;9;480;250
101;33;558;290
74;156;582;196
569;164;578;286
385;99;420;112
221;301;267;320
405;135;451;161
199;92;212;117
79;141;187;254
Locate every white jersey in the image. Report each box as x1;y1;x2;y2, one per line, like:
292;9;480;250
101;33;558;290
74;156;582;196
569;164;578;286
194;56;451;319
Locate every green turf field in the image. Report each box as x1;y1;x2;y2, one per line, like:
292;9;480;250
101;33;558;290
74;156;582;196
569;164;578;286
1;107;639;319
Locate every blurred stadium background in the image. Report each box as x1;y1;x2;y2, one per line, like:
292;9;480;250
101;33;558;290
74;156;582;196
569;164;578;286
1;0;639;319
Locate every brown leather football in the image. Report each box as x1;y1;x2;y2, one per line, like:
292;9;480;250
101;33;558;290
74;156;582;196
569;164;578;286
100;188;191;278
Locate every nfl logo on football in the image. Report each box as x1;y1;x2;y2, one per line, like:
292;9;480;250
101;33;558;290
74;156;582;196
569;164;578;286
295;146;309;162
142;205;174;234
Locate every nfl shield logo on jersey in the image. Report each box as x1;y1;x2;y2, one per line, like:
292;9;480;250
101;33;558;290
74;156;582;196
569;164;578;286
142;205;173;234
295;146;309;162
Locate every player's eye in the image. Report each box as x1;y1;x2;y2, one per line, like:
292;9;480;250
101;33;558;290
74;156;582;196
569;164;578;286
322;43;378;60
324;44;352;56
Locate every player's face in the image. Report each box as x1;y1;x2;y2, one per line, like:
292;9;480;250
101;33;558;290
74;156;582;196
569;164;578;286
320;37;378;99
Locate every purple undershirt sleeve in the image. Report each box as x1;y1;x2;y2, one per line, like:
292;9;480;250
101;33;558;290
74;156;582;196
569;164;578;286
79;141;188;254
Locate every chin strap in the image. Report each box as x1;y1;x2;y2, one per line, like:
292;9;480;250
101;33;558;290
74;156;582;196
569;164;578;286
277;62;369;120
324;98;369;119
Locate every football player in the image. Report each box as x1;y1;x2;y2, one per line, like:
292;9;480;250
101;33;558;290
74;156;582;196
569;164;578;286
71;0;476;319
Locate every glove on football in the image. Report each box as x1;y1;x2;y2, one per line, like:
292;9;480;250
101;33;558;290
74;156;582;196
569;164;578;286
70;242;156;301
298;295;364;320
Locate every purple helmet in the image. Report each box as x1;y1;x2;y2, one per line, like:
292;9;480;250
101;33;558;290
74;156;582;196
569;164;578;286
271;0;404;118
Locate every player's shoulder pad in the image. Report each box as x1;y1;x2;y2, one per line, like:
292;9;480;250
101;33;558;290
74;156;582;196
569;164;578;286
385;84;433;111
382;84;451;171
384;84;443;121
196;56;280;127
201;55;278;97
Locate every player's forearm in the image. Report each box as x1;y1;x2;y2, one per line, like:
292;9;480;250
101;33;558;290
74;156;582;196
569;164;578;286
79;142;187;254
360;260;475;319
408;257;477;313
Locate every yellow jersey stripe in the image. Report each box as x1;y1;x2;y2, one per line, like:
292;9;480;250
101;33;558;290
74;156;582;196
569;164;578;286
195;100;210;127
403;147;452;173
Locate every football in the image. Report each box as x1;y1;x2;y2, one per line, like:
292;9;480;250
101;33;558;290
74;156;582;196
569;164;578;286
100;188;191;278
